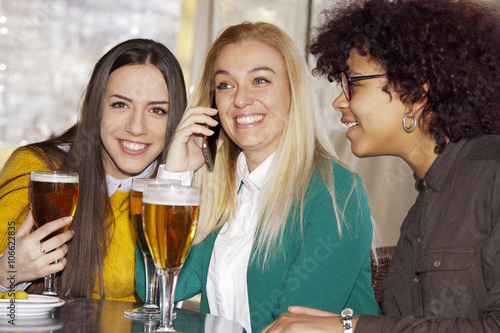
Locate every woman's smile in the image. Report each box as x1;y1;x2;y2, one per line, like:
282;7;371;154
118;139;150;154
234;114;265;126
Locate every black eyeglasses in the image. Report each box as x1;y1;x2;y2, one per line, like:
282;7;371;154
341;71;388;101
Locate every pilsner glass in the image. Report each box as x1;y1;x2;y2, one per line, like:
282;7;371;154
142;184;199;332
30;171;79;296
124;178;181;319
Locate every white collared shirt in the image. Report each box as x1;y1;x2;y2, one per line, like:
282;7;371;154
105;161;157;197
206;152;274;333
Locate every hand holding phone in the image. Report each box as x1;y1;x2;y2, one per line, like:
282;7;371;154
201;94;220;171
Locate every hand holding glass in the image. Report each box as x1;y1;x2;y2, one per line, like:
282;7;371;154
124;178;180;319
30;171;79;296
142;184;199;332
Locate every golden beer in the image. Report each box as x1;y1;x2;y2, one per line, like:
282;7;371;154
131;179;180;256
30;171;79;241
142;184;199;270
131;190;150;254
143;203;198;270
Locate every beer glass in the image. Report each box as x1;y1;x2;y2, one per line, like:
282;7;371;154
124;178;180;319
30;171;79;296
142;184;199;332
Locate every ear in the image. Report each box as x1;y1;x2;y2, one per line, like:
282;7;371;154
408;81;430;117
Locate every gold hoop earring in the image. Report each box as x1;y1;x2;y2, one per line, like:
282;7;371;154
402;112;417;133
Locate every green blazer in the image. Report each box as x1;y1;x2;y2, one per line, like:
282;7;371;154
136;162;381;332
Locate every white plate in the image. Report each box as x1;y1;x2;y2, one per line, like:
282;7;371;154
0;294;60;304
0;314;63;331
0;295;64;316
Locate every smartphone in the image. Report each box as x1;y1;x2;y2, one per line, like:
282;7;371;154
201;93;220;171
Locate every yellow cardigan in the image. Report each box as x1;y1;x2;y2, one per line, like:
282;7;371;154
0;147;139;302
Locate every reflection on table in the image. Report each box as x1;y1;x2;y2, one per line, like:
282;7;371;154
0;297;246;333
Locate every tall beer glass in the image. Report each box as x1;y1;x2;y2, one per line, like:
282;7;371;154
124;178;180;319
142;184;199;332
30;171;79;296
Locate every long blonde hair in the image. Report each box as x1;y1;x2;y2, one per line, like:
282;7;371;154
191;22;354;264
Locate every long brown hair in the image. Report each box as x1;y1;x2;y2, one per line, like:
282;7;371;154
11;39;187;297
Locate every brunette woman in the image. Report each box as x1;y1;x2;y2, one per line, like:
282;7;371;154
0;38;187;301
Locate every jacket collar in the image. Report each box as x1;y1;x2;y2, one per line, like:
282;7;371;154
415;139;468;192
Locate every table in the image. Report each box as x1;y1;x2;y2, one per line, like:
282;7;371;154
0;297;246;333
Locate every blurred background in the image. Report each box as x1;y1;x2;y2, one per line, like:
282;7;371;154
5;0;478;246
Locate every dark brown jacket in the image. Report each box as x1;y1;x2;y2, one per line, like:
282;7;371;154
357;135;500;332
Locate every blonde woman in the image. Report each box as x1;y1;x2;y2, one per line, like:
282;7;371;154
136;22;380;332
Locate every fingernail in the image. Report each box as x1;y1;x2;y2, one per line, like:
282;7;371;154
63;216;73;223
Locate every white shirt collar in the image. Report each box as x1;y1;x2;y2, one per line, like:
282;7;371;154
236;152;275;192
105;161;157;197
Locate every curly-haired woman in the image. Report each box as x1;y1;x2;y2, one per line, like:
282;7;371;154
263;0;500;332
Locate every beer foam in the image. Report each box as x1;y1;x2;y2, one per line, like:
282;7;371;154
142;185;200;206
31;172;79;183
132;179;180;192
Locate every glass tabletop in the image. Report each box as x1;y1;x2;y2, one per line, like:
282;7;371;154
0;297;246;333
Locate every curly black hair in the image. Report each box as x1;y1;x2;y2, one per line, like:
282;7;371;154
310;0;500;153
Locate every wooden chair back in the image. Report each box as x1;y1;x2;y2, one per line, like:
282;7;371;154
370;246;396;309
